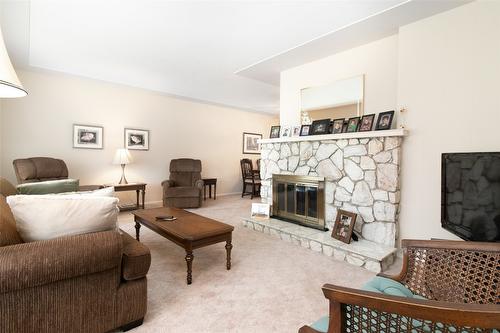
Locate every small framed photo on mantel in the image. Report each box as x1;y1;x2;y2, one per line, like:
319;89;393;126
73;124;103;149
125;128;149;150
375;111;395;131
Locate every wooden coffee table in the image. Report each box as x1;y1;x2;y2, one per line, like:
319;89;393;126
132;207;234;285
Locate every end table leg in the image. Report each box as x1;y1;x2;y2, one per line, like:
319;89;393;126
142;189;145;209
135;222;141;241
225;240;233;270
185;251;194;285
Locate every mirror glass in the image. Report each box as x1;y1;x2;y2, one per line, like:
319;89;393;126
300;75;364;123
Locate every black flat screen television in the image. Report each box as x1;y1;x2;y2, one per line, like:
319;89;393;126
442;152;500;242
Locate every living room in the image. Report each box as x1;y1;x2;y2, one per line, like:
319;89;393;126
0;1;499;333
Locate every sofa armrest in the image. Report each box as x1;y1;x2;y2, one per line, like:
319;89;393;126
161;180;174;189
121;231;151;281
0;231;122;293
194;179;204;190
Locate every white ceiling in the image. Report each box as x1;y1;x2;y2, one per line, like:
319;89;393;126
0;0;468;114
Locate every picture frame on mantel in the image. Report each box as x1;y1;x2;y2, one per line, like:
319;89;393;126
331;209;357;244
310;118;331;135
242;132;262;154
73;124;103;149
375;110;395;131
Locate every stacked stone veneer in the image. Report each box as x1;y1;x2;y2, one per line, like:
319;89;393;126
260;136;403;247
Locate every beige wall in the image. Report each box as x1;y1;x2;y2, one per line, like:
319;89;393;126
279;0;500;244
280;35;398;126
397;0;500;242
0;69;276;205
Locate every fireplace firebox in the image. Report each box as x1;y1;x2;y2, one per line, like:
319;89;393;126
272;174;326;230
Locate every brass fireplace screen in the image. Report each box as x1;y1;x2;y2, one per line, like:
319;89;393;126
272;174;326;230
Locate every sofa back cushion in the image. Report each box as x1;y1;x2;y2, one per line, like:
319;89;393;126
0;195;23;246
6;194;119;242
13;157;69;184
16;179;79;195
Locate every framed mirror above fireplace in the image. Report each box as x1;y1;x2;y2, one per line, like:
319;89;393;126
272;174;326;231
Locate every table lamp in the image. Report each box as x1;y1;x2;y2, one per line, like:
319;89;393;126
113;148;132;184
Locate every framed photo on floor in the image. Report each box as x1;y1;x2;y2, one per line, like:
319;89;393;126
73;124;103;149
242;132;262;154
331;209;357;244
125;128;149;150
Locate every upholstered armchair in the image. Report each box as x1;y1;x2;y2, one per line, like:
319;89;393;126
162;158;203;208
13;157;101;191
0;194;151;332
299;239;500;333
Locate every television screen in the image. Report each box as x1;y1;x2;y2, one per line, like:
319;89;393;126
442;152;500;242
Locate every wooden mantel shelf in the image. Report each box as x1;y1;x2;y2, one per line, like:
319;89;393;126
258;128;408;144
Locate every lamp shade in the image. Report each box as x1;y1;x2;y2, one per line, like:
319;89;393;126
113;148;132;165
0;27;27;98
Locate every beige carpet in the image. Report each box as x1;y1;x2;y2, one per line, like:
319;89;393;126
118;195;400;333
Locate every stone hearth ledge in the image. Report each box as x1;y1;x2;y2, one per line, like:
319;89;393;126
242;217;396;273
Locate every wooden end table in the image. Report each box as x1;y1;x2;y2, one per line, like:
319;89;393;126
133;207;234;285
110;183;146;211
202;178;217;200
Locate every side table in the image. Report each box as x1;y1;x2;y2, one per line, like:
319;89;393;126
202;178;217;200
110;183;147;211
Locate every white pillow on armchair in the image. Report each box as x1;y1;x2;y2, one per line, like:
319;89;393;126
6;194;119;242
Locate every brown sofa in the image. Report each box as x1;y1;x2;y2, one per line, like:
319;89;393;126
162;158;203;208
0;194;151;332
13;157;101;191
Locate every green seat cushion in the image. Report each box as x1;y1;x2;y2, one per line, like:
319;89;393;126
16;179;79;195
362;276;417;298
310;316;329;333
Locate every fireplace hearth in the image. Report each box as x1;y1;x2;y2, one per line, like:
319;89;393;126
272;174;326;231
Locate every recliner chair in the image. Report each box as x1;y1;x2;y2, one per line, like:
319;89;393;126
162;158;203;208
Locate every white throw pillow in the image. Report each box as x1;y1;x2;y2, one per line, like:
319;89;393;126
6;194;119;242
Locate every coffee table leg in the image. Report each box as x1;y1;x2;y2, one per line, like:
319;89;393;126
185;251;194;285
135;222;141;241
225;240;233;270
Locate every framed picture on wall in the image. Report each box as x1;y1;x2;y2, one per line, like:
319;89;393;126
331;209;357;244
73;124;103;149
125;128;149;150
242;132;262;154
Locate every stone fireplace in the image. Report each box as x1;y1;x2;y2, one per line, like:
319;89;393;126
272;174;325;230
243;129;406;272
260;131;405;247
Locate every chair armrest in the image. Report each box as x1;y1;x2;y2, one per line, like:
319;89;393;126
298;326;323;333
0;231;122;293
161;180;174;189
120;231;151;281
194;179;204;190
318;284;500;332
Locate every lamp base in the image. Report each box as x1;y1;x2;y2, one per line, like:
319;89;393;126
119;164;128;184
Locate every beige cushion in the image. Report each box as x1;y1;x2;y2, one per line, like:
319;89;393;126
0;195;23;246
7;194;119;242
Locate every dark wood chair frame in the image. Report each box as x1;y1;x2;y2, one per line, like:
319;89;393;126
299;239;500;333
240;159;261;199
